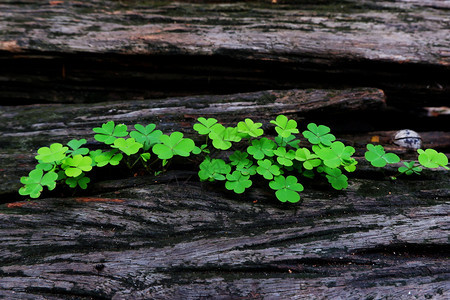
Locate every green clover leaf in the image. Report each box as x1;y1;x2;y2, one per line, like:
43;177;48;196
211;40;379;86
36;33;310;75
67;139;89;156
112;138;143;156
237;118;264;137
129;124;163;151
295;148;321;170
274;134;300;148
269;175;304;203
229;151;249;166
302;123;336;146
63;154;93;177
198;157;231;181
65;173;91;189
225;171;252;194
235;159;257;176
19;169;58;198
93;121;128;144
193;117;218;135
270;115;299;138
342;158;358;172
273;147;296;167
94;149;123;167
152;132;195;159
247;138;276;160
316;142;355;168
35;143;68;163
398;161;422;175
364;144;400;167
256;159;281;180
417;149;449;169
324;168;348;190
209;124;241;150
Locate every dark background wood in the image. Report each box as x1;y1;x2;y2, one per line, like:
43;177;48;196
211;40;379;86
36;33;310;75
0;1;449;299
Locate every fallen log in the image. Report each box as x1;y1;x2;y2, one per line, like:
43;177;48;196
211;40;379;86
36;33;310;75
0;0;448;106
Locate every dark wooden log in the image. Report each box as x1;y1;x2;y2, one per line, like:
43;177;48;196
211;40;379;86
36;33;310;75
0;0;448;106
1;171;449;299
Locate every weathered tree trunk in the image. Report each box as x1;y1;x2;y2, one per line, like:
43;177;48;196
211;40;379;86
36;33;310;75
0;0;449;106
0;1;449;299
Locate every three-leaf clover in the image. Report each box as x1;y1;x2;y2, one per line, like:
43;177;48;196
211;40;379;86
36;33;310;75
237;118;264;137
316;142;355;168
324;168;348;190
65;173;91;189
365;144;400;167
247;138;276;160
94;150;123;167
19;169;58;198
273;147;296;167
302;123;336;146
270;115;299;138
235;160;257;176
93;121;128;144
63;155;93;177
198;157;231;181
256;159;281;180
193;117;218;135
130;124;163;151
295;148;321;170
35;143;68;163
398;161;422;175
67;139;89;156
112;138;143;156
225;171;252;194
275;134;300;148
152;132;195;159
417;149;449;169
269;175;304;203
209;124;241;150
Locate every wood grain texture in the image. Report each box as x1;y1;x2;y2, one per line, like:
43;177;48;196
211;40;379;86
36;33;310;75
0;0;448;105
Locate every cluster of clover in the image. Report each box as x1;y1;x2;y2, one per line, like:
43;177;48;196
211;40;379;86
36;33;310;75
19;115;449;203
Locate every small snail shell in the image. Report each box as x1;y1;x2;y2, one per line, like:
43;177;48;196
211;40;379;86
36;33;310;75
393;129;422;149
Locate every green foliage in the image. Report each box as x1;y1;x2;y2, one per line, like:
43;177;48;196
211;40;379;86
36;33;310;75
198;157;231;181
270;115;299;138
256;159;281;180
417;149;449;169
19;169;58;198
130;124;162;151
315;141;355;168
93;150;123;167
112;138;143;156
62;154;93;177
365;144;400;167
237;118;264;137
225;171;252;194
152;132;195;159
295;148;321;170
193;117;218;135
273;147;295;166
247;137;276;160
93;121;128;144
398;161;422;176
269;175;303;203
324;168;348;190
65;173;90;189
35;143;68;163
302;123;335;146
19;115;448;204
67;139;89;156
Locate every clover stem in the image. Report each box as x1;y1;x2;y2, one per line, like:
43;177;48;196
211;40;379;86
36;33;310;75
130;156;142;168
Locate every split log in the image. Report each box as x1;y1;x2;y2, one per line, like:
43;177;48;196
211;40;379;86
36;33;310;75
0;0;449;106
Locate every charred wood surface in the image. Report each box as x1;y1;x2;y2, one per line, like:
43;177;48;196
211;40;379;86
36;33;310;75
0;0;449;105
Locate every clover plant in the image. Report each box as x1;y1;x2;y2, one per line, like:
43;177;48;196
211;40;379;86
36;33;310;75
18;115;449;204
